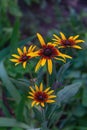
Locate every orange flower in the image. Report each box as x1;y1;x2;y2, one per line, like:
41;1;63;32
28;83;56;107
30;33;72;74
10;45;36;68
53;32;84;49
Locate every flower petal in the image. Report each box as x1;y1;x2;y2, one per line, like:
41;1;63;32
60;32;66;40
41;58;46;66
35;84;39;91
32;101;36;107
75;40;84;43
35;59;41;72
23;46;27;54
48;95;56;99
12;54;20;59
44;87;50;92
28;45;33;52
48;59;52;74
27;96;34;99
15;62;20;66
29;86;35;93
41;102;45;107
54;57;66;63
73;35;79;40
37;33;46;46
47;90;54;95
53;34;61;41
23;61;27;68
46;100;55;103
68;36;73;40
29;92;34;96
72;45;82;49
17;48;23;56
40;83;43;91
10;59;19;62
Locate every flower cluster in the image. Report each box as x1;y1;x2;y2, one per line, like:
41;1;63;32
10;32;84;107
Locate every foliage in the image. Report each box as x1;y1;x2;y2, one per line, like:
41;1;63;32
0;0;87;130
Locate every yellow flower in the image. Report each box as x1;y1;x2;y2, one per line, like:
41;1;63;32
53;32;84;49
28;83;56;107
10;45;36;68
31;33;72;74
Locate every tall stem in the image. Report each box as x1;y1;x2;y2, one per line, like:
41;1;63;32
46;63;49;87
27;63;35;86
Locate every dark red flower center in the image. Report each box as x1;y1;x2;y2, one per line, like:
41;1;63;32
21;55;29;62
43;48;52;56
39;45;58;58
35;92;48;102
61;40;74;46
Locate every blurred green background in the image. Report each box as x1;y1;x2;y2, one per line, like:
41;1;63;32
0;0;87;130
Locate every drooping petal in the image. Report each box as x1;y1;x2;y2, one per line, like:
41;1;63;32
40;83;43;91
48;59;52;74
60;32;66;40
35;59;42;72
15;62;21;66
36;102;39;105
73;35;79;40
37;33;46;46
72;45;82;49
41;58;46;66
17;48;23;56
23;46;27;54
23;61;27;68
32;101;36;107
54;57;66;63
12;54;20;59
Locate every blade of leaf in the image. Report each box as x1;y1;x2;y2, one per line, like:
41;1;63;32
0;117;31;129
10;19;20;51
57;82;82;104
56;62;71;82
0;61;21;104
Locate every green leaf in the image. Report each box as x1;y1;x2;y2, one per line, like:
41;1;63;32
11;128;23;130
82;85;87;107
56;62;71;82
57;82;82;104
16;95;26;121
33;107;43;122
0;61;21;104
0;117;31;129
10;19;20;50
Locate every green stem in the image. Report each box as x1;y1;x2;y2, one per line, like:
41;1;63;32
46;63;49;87
27;63;35;86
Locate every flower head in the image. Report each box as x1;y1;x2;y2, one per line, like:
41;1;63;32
53;32;84;49
32;33;72;74
28;83;56;107
10;45;36;68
